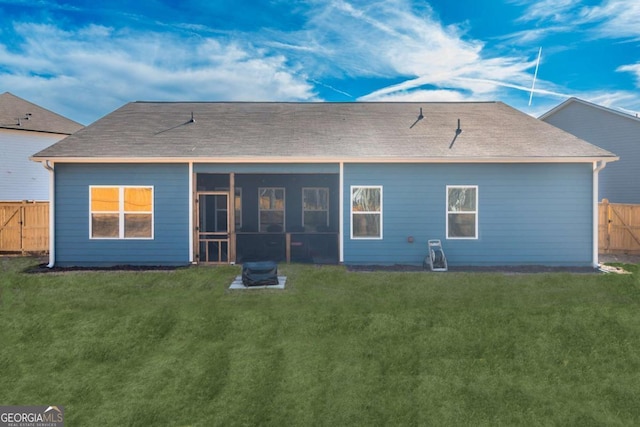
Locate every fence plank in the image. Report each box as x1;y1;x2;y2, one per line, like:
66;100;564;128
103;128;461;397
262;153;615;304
0;202;49;253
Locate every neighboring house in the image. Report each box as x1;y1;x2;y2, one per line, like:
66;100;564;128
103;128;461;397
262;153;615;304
31;101;617;268
0;92;83;201
540;97;639;204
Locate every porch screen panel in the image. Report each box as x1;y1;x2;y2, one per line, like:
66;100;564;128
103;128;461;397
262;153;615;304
259;188;285;232
303;187;329;231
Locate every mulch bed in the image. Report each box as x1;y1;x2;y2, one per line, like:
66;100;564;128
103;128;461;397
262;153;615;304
24;263;188;274
347;264;599;273
20;260;604;274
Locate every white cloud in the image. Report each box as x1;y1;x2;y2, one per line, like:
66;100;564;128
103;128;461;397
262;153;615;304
515;0;640;40
576;90;640;119
270;0;484;79
0;23;316;123
2;0;638;124
516;0;579;23
359;88;470;102
498;25;573;45
617;63;640;87
344;0;640;113
277;0;544;103
580;0;640;39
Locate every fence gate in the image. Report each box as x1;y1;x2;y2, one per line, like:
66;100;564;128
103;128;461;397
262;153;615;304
599;199;640;254
0;201;49;254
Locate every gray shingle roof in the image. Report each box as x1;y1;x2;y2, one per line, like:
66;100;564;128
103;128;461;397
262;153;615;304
32;101;616;161
0;92;83;135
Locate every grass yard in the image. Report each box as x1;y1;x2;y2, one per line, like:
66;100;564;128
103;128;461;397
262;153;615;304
1;258;640;426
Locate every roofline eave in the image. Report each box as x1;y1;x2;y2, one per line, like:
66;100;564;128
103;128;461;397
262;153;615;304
0;126;75;136
30;155;620;164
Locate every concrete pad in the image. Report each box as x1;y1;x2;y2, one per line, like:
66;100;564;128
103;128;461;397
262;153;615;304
229;276;287;290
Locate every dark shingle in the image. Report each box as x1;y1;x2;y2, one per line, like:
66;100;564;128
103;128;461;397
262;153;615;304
0;92;83;135
32;101;616;160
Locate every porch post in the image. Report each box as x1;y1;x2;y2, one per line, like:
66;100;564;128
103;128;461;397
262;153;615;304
229;172;236;263
339;161;344;263
189;162;195;263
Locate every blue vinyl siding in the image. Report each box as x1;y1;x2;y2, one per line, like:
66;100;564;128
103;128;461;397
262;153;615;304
53;161;595;267
343;163;594;266
54;163;189;266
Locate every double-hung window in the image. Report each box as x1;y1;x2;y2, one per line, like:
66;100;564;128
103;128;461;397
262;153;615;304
351;186;382;239
90;186;153;239
446;185;478;239
259;187;285;232
303;187;329;231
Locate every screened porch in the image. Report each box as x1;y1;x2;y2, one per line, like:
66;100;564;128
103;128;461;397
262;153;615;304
195;173;340;264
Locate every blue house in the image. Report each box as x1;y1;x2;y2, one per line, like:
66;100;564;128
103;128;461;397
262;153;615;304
31;101;617;268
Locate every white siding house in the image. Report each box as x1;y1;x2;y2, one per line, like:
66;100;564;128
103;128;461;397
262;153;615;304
0;92;83;201
540;98;640;203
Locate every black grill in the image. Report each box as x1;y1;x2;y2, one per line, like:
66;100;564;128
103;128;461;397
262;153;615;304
241;261;279;286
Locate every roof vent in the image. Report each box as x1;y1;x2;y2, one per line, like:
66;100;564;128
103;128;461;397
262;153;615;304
409;107;424;129
15;113;32;126
449;119;462;149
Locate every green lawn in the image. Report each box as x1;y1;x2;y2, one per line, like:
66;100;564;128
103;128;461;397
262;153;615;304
1;257;640;426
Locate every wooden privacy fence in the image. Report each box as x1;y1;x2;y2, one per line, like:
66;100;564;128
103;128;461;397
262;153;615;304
0;201;49;254
599;199;640;254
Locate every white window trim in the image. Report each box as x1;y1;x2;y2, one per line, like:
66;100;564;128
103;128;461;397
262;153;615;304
89;185;155;240
446;185;478;240
350;185;383;240
302;187;330;229
258;187;286;232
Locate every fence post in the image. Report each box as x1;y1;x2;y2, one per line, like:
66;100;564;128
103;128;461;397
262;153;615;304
601;198;610;252
20;201;26;255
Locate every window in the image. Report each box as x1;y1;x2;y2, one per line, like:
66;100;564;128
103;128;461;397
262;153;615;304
259;188;285;232
351;186;382;239
447;185;478;239
90;186;153;239
303;188;329;231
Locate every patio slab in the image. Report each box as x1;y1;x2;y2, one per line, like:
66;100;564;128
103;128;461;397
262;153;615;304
229;276;287;290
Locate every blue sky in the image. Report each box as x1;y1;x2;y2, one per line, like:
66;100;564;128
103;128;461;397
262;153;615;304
1;0;638;125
